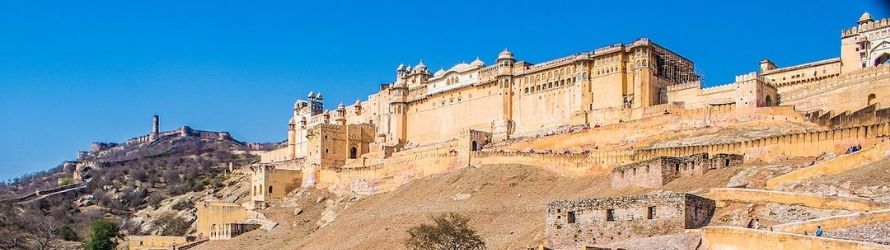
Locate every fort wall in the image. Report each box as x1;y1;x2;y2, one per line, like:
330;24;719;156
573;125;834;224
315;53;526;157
705;188;889;211
127;236;188;250
766;140;890;189
780;64;890;113
701;226;888;250
771;209;890;234
637;122;890;163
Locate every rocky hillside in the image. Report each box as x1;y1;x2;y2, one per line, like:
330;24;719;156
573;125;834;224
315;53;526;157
0;133;258;249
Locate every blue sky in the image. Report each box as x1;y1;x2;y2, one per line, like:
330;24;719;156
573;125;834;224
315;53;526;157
0;0;887;180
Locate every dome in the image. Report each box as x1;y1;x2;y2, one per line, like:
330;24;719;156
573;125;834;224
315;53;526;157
354;99;362;106
315;92;323;99
470;57;485;67
434;68;446;77
293;100;306;109
397;63;406;71
337;102;345;109
497;48;514;60
859;12;874;24
415;60;427;70
307;91;315;98
288;117;296;124
448;63;472;72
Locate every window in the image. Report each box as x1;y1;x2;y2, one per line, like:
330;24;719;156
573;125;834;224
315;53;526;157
567;211;576;224
606;209;615;221
647;206;656;220
268;186;273;194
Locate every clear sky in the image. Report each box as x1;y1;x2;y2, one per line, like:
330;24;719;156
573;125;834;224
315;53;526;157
0;0;887;180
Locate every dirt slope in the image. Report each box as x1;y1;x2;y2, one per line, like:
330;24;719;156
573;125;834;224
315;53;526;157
200;163;749;249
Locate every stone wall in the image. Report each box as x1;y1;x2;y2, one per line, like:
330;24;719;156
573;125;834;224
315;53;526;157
637;122;890;163
766;140;890;189
702;226;888;250
545;193;714;249
195;201;249;239
610;153;742;189
771;209;890;234
249;165;301;207
127;236;188;250
706;188;889;211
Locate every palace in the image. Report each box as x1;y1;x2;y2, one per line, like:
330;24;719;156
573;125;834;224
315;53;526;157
250;12;890;207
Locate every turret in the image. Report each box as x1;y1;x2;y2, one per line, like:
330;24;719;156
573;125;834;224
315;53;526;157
336;103;347;126
497;49;516;76
759;59;777;72
149;115;160;141
287;118;296;160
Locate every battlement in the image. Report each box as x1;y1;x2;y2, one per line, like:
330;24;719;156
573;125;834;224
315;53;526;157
842;17;890;38
666;81;701;92
780;64;890;102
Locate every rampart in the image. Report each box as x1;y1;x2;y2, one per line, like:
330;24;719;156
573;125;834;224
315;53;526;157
766;140;890;189
701;226;888;250
705;188;889;211
771;209;890;234
780;64;890;113
471;150;632;177
314;142;465;195
637;121;890;163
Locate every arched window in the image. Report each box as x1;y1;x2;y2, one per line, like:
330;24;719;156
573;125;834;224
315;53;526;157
471;141;479;151
349;146;358;159
765;95;773;107
868;93;877;106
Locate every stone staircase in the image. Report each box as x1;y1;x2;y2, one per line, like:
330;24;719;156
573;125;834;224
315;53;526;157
804;103;890;129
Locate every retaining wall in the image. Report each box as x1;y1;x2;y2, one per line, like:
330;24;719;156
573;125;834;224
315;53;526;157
772;209;890;234
705;188;889;211
766;140;890;189
701;226;888;250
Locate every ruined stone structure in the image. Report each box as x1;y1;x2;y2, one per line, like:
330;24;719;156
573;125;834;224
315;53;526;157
124;115;233;145
611;153;742;189
249;165;301;208
546;193;715;249
195;201;253;241
127;236;188;250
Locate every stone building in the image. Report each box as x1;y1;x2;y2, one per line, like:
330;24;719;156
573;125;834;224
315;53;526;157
611;153;743;189
195;201;251;240
546;193;715;249
250;12;889;199
249;164;301;208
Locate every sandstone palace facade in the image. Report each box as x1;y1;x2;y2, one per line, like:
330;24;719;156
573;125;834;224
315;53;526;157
250;12;890;206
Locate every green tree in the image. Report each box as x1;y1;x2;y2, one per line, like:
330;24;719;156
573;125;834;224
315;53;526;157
84;220;120;250
405;213;485;250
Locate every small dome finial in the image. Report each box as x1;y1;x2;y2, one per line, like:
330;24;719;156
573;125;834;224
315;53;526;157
859;12;874;24
498;48;514;60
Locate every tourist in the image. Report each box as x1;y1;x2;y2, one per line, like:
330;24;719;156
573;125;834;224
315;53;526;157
815;226;823;237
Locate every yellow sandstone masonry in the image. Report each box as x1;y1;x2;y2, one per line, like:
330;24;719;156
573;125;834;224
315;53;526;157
701;226;889;250
705;188;889;211
766;140;890;189
772;209;890;234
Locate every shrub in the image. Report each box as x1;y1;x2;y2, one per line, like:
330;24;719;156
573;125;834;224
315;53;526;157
171;199;194;211
405;213;485;250
154;213;190;236
59;225;78;241
58;177;73;186
85;220;120;250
